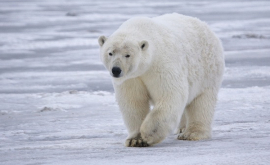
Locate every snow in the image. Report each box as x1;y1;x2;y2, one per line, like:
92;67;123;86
0;0;270;164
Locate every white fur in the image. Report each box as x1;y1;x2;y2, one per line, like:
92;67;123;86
98;13;224;147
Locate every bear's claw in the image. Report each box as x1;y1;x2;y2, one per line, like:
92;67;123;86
125;138;149;147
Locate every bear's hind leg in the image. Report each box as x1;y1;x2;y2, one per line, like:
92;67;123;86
178;88;217;141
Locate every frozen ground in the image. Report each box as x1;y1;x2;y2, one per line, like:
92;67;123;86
0;0;270;164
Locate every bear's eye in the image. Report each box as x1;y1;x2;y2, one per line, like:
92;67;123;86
109;53;113;56
125;54;130;58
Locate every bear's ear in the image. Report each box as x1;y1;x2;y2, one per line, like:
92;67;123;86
98;36;107;47
140;40;149;51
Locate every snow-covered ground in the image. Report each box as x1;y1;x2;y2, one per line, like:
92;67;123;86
0;0;270;164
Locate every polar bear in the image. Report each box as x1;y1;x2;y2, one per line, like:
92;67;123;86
98;13;224;147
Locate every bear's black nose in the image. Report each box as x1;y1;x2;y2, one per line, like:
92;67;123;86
112;67;122;77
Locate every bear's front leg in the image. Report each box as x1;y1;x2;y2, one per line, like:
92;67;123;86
140;100;186;146
114;79;150;147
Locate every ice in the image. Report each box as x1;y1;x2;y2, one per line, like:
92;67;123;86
1;0;270;164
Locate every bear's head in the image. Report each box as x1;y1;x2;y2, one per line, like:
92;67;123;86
98;34;151;84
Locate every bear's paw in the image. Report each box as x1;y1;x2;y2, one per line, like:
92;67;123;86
177;129;211;141
125;137;149;147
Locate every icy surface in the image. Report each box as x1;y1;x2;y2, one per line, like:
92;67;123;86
0;0;270;164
